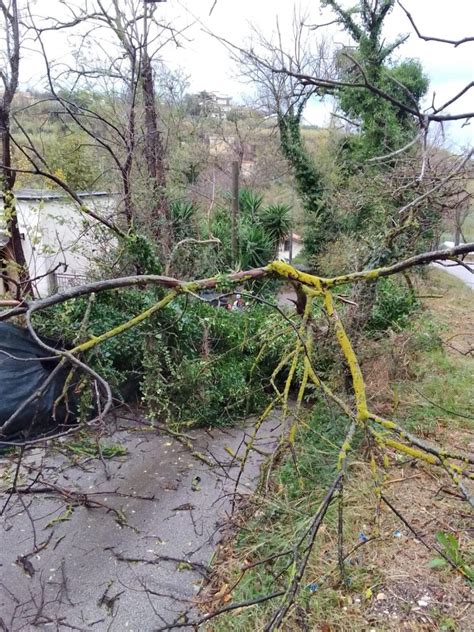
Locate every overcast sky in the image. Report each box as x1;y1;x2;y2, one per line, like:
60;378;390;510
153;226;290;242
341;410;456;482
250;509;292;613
21;0;474;149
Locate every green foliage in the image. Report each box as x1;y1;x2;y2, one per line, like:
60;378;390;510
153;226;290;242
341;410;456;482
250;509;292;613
239;188;264;217
258;203;292;249
45;132;100;191
238;222;274;268
210;189;292;270
366;277;419;332
428;532;473;583
33;287;160;392
35;281;290;428
170;199;198;241
141;301;291;426
122;233;162;274
63;434;128;459
338;59;428;160
284;1;431;270
278;111;332;258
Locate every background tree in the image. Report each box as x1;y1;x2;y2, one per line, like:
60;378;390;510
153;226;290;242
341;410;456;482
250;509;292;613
20;0;192;268
0;0;31;295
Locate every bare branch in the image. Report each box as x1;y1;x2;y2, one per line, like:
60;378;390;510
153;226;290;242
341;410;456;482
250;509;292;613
398;1;474;47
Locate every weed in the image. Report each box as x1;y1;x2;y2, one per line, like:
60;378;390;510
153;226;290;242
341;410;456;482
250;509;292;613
63;435;127;459
428;532;474;583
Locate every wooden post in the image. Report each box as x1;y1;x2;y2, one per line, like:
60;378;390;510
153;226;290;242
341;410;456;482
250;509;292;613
231;160;239;265
47;270;58;295
454;207;461;246
289;193;294;264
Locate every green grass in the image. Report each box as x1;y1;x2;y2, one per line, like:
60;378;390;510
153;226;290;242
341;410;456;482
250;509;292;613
208;403;370;631
397;346;474;435
393;269;474;436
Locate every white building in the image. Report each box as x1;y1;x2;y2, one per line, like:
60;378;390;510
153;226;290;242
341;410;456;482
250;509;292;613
0;189;115;297
278;233;303;263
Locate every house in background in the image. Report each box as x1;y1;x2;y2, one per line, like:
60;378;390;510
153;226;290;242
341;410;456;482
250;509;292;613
197;91;233;118
278;233;303;263
0;189;114;297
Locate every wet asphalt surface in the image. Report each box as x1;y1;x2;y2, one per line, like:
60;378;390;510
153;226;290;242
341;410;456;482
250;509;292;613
0;411;283;631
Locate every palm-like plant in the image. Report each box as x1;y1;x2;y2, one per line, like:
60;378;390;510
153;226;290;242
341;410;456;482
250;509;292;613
239;188;264;218
258;203;292;254
170;200;198;241
239;222;274;269
210;192;293;269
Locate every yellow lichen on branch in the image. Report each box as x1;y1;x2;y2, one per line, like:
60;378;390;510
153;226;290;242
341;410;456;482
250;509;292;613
71;290;179;354
323;289;369;421
31;254;470;507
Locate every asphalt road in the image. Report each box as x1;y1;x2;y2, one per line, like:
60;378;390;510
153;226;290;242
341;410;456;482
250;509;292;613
0;411;283;631
432;261;474;290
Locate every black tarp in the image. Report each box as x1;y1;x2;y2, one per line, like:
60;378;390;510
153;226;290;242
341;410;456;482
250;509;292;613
0;323;75;441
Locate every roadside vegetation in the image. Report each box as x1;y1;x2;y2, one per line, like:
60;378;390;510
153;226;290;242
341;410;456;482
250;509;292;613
204;269;473;631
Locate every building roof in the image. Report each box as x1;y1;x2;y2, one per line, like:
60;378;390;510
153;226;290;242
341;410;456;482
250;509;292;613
13;189;110;201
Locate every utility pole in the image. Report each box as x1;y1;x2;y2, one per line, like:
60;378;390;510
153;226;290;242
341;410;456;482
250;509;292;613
231;160;239;265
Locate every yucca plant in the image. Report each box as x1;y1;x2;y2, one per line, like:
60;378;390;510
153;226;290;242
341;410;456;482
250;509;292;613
170;199;198;241
239;188;264;219
239;222;274;269
258;203;292;255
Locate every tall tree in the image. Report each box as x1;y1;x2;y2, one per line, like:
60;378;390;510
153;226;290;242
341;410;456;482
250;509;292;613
28;0;183;261
325;0;429;160
0;0;32;296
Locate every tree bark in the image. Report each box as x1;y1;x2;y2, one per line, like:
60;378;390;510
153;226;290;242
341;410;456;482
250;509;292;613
140;51;171;253
0;0;32;296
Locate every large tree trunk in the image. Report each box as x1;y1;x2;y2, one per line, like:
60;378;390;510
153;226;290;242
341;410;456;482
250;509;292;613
141;52;172;254
0;0;32;297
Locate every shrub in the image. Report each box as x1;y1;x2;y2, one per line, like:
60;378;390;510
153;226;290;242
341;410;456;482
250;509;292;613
34;288;293;428
367;277;419;332
141;300;293;426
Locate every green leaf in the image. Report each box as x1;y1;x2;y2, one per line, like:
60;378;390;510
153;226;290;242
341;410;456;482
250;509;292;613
428;557;447;569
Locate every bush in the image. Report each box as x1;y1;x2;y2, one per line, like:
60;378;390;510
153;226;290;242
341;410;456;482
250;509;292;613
367;277;419;332
33;287;161;392
141;300;293;426
34;288;293;428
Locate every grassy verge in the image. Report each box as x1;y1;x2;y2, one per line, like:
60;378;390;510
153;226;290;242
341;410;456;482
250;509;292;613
202;269;473;631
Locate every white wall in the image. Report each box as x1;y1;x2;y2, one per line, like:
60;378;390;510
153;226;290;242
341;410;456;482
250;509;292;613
2;194;116;297
278;239;303;263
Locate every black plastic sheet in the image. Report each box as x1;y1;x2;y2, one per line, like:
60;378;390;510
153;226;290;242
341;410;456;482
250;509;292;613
0;323;75;441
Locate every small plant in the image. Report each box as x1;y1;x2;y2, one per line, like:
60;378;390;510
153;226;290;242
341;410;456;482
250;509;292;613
170;199;198;241
239;188;264;218
367;277;419;332
64;436;127;459
428;532;474;583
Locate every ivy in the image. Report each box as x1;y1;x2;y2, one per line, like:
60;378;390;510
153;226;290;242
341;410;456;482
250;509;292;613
278;109;333;259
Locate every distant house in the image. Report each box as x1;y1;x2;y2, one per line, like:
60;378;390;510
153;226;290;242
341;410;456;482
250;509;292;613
0;189;114;297
196;91;233;118
278;233;303;263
